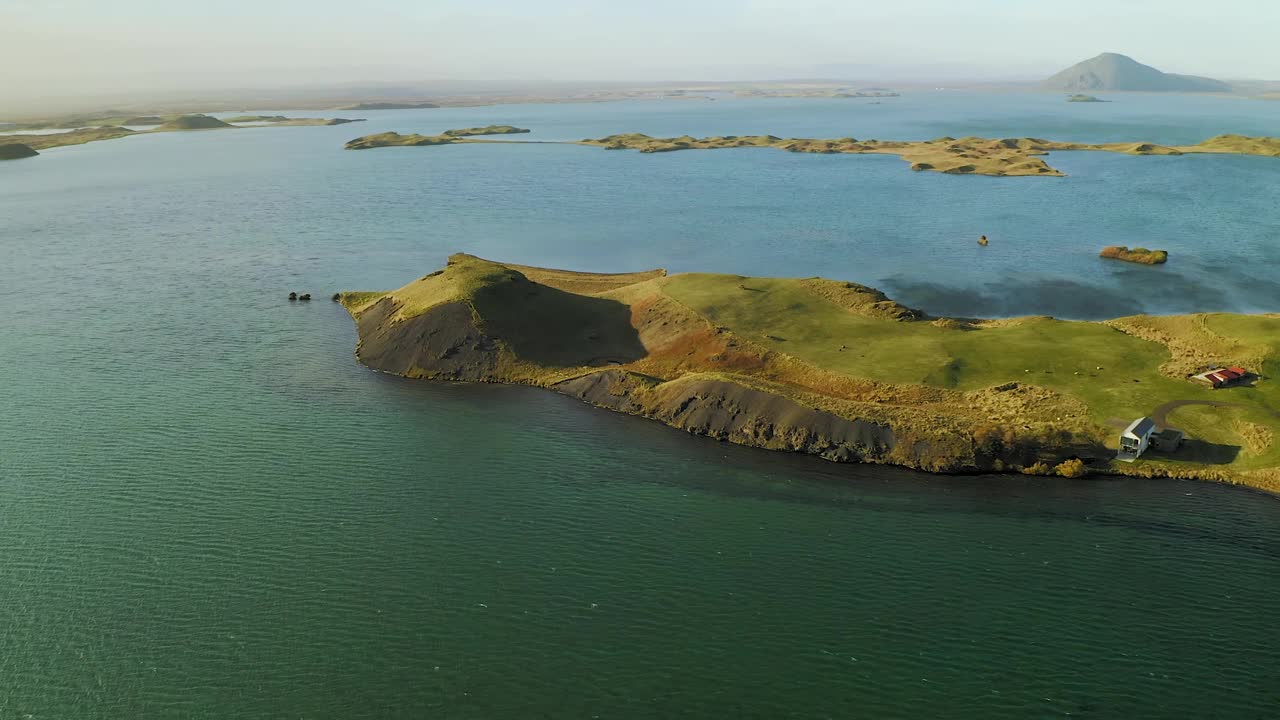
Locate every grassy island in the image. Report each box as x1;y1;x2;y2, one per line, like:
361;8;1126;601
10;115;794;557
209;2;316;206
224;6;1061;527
442;125;531;137
342;129;1280;177
345;127;532;149
1068;94;1107;102
0;143;39;160
1100;246;1169;264
338;254;1280;492
344;132;466;150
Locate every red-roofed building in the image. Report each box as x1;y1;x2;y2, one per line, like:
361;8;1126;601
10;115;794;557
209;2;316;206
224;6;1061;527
1193;367;1248;389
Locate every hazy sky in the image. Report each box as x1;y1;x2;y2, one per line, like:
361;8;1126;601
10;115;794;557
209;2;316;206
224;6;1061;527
3;0;1276;100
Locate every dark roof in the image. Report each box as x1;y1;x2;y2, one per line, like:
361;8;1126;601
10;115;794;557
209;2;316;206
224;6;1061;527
1123;417;1155;437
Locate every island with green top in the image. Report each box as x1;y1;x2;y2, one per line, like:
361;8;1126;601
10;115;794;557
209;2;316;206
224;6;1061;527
443;125;531;137
337;254;1280;493
342;129;1280;177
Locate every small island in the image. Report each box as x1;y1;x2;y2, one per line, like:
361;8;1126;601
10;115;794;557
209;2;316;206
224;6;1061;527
1100;246;1169;264
0;143;39;160
337;254;1280;493
344;129;1280;177
1068;94;1107;103
345;127;532;150
442;125;531;137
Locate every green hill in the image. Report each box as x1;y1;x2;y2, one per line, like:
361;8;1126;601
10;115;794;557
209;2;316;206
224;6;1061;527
156;114;233;130
1044;53;1230;92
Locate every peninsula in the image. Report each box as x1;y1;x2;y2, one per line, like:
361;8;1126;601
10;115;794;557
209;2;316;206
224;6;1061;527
343;130;1280;177
0;114;366;159
339;254;1280;492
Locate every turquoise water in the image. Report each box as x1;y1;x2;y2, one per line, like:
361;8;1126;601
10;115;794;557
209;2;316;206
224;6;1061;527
2;93;1279;718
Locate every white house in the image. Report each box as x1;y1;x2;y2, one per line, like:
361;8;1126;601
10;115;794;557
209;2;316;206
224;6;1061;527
1117;417;1156;461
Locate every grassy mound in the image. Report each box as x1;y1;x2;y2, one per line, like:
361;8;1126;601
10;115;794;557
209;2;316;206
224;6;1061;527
0;143;38;160
156;114;233;131
1100;246;1169;264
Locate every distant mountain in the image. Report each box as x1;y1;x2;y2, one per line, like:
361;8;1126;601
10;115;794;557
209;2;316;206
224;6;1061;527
1043;53;1230;92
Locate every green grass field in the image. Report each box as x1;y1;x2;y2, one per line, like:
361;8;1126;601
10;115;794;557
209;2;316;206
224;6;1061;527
662;273;1280;468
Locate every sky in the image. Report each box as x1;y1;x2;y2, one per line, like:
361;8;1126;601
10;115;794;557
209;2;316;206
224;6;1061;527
2;0;1277;102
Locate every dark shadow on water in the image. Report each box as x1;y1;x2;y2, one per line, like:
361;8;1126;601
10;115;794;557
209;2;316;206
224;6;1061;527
881;263;1280;320
376;376;1280;559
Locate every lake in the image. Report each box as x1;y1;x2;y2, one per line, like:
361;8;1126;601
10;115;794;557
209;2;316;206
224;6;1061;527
1;92;1278;718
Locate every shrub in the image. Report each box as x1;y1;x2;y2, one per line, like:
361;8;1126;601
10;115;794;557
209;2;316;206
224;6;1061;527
1099;246;1168;265
1021;461;1052;476
1055;458;1088;478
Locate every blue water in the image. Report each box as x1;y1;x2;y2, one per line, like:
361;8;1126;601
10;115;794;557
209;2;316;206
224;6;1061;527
2;93;1280;718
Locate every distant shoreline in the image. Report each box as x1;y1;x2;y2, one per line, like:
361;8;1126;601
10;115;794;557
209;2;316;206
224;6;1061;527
342;130;1280;178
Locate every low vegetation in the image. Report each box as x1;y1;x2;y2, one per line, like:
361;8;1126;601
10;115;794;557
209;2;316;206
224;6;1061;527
337;255;1280;491
0;126;136;151
1100;246;1169;264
